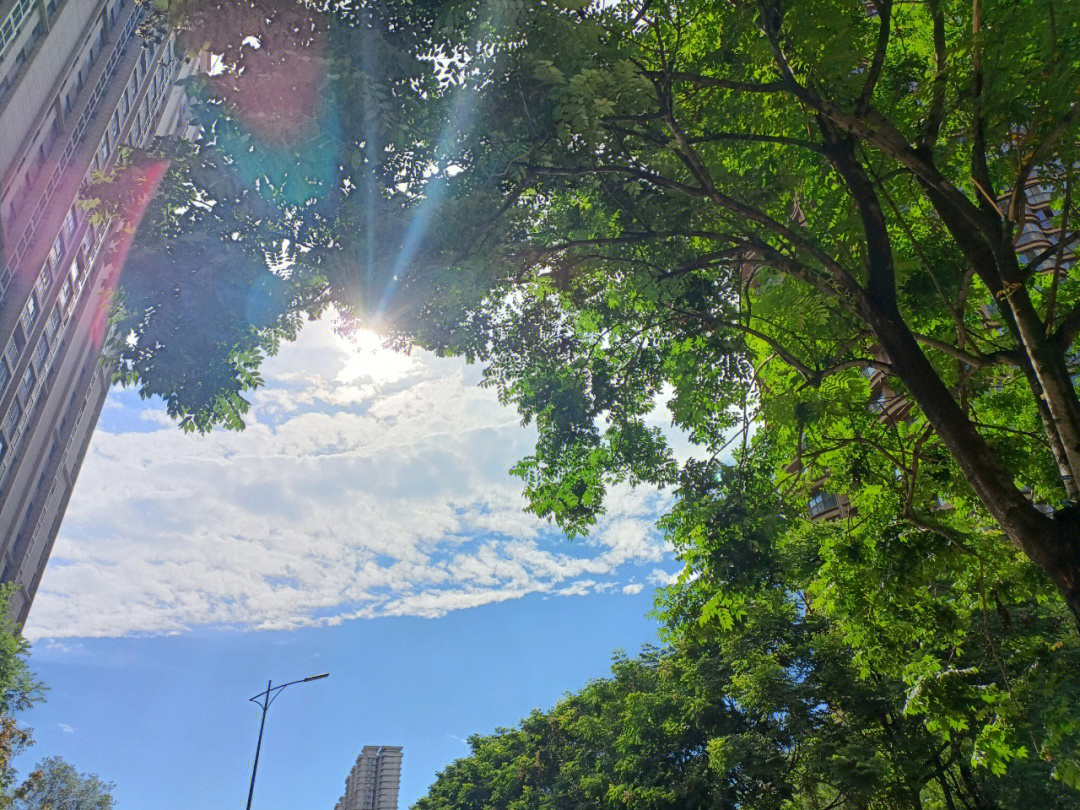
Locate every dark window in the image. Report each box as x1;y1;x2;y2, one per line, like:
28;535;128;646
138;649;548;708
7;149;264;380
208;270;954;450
19;366;35;401
3;400;23;438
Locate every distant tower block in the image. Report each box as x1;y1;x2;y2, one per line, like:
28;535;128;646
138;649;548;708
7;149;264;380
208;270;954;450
335;746;403;810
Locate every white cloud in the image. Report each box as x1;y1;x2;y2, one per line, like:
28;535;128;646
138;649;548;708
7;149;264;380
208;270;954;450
647;568;682;586
555;580;597;597
58;723;75;734
26;317;675;639
622;583;644;595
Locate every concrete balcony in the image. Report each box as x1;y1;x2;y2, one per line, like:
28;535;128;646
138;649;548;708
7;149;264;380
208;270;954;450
808;490;853;521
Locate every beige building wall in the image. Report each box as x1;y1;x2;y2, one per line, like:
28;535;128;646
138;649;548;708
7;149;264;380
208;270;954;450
0;0;199;625
335;746;404;810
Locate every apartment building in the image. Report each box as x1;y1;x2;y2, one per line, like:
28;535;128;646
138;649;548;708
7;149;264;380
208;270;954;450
335;746;404;810
0;0;198;624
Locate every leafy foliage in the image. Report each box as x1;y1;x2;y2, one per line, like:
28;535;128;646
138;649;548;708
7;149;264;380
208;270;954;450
120;0;1080;606
414;453;1080;808
103;0;1080;790
10;758;115;810
0;589;44;805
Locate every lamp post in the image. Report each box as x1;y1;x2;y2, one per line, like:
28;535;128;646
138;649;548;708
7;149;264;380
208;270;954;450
245;672;329;810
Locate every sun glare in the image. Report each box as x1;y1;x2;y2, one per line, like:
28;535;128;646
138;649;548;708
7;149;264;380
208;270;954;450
335;327;419;386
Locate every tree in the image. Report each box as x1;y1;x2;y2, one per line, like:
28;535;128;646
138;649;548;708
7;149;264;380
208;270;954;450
0;588;44;804
657;444;1080;792
0;591;113;809
10;758;115;810
116;0;1080;627
99;0;1080;789
413;447;1080;808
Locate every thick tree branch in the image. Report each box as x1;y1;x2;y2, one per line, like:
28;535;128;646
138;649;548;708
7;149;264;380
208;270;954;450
1053;303;1080;351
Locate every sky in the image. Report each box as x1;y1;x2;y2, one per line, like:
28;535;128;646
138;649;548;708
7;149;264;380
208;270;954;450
16;316;681;809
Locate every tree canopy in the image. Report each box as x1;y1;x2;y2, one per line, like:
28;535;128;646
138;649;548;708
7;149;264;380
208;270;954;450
110;0;1080;624
95;0;1080;791
413;451;1080;808
10;758;115;810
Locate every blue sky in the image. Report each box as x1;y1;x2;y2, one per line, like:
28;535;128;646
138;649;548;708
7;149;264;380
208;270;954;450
16;316;681;808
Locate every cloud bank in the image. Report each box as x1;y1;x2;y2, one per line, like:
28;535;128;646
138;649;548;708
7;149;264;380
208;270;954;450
26;319;677;639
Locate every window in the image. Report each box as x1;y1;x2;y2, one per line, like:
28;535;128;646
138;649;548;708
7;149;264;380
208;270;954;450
4;338;17;369
44;307;59;341
3;401;22;439
0;435;7;467
62;206;77;239
19;365;35;401
31;337;47;371
57;279;70;313
48;233;64;269
20;294;36;331
808;491;840;518
0;358;9;391
35;263;50;297
69;255;82;286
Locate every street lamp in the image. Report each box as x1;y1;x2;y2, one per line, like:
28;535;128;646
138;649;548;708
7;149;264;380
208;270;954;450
245;673;329;810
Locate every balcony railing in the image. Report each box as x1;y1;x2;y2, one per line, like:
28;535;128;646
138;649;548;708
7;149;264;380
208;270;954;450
808;492;841;519
3;6;143;296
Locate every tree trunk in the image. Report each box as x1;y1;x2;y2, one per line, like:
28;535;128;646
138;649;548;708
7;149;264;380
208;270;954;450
871;307;1080;630
825;137;1080;630
1045;510;1080;627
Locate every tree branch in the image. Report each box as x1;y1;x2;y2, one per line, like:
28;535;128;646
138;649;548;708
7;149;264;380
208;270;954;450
856;0;892;113
918;0;948;152
657;70;788;94
1008;103;1080;224
686;130;825;154
913;333;1018;368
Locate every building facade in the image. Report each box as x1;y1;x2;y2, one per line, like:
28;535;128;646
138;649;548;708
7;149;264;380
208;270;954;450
0;0;198;625
335;746;403;810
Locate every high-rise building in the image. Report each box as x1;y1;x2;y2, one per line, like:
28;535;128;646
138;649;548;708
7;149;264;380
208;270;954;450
335;746;403;810
0;0;199;624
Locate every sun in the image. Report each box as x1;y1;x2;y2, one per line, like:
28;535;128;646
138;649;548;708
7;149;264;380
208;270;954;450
335;328;419;386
